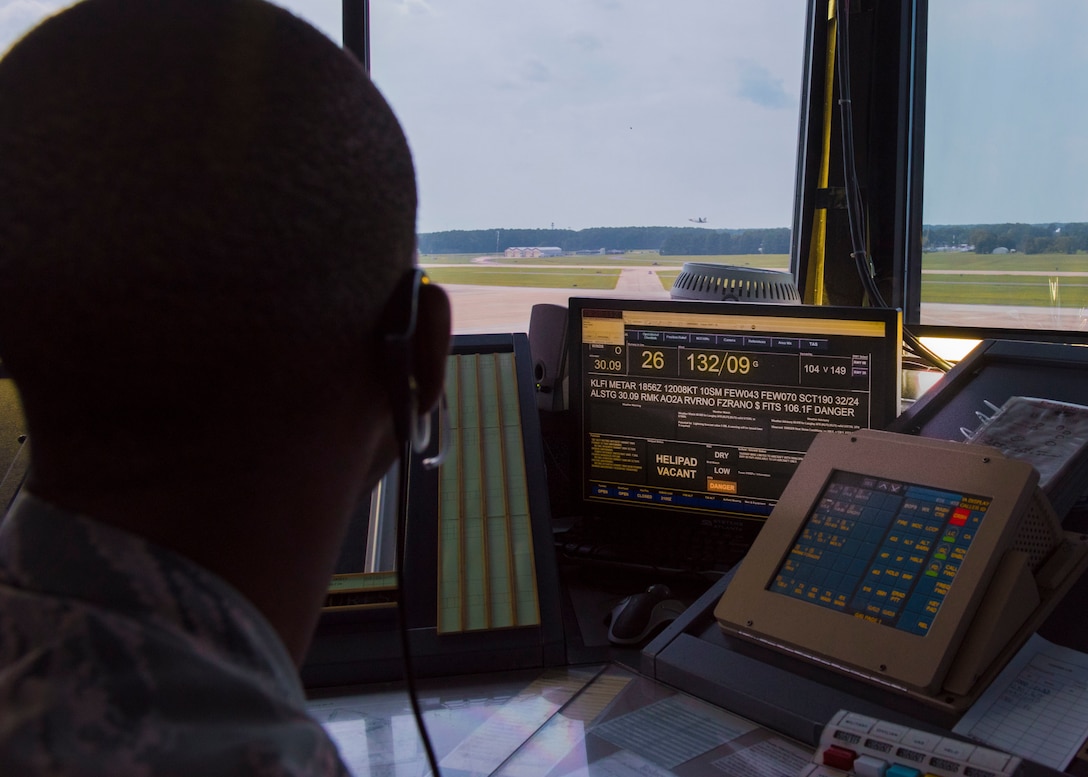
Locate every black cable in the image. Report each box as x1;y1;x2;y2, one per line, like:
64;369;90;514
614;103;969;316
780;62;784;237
834;0;953;373
395;450;443;777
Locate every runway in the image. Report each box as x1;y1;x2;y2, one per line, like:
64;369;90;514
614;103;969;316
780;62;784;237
443;268;670;333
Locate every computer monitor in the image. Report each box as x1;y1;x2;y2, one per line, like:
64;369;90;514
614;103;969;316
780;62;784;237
565;297;902;572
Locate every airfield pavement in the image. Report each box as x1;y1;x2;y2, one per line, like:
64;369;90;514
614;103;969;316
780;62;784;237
443;267;671;333
438;265;1088;334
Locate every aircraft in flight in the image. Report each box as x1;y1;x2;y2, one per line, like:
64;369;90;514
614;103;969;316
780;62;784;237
688;217;707;223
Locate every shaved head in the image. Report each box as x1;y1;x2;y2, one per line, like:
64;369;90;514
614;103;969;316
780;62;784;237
0;0;418;451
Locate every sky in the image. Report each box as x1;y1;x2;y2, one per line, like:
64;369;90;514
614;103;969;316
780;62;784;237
3;0;1086;234
923;0;1088;226
367;0;806;233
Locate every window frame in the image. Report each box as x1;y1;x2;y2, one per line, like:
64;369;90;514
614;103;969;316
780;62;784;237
793;0;1088;346
343;0;367;72
358;1;1080;345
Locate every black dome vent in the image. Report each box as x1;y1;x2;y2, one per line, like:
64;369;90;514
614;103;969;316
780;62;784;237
670;262;800;304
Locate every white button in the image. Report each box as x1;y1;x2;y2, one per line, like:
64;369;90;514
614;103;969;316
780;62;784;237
853;754;888;777
870;720;909;742
840;712;879;735
934;737;975;761
967;746;1012;771
901;728;942;752
829;710;850;727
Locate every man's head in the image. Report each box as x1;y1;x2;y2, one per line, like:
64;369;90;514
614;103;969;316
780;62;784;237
0;0;448;493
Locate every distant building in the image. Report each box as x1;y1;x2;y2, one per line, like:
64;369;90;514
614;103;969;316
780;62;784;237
504;246;563;258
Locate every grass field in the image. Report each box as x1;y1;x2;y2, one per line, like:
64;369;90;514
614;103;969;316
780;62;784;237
922;251;1088;307
419;253;789;289
922;277;1088;307
922;251;1088;272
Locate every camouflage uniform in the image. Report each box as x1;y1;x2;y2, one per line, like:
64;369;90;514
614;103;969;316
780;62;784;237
0;493;350;776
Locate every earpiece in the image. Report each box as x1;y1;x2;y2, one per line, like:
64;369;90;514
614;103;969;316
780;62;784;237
381;268;448;469
380;269;424;449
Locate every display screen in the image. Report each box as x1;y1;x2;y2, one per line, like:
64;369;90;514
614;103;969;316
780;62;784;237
575;302;900;522
770;470;992;635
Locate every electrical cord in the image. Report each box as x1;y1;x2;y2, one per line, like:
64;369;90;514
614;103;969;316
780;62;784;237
834;0;953;373
395;447;443;777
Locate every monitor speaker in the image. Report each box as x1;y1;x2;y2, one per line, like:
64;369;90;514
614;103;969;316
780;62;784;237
528;303;568;412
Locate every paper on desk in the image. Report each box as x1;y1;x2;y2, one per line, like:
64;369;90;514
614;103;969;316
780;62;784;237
479;672;812;777
954;633;1088;770
560;743;810;777
591;695;756;769
586;694;811;777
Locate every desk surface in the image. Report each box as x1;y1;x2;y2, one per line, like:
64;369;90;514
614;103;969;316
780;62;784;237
307;663;816;777
305;546;1088;777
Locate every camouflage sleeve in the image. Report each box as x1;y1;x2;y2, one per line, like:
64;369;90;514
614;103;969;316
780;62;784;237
0;494;352;776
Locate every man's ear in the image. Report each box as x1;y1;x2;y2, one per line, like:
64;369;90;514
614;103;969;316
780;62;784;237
412;281;452;415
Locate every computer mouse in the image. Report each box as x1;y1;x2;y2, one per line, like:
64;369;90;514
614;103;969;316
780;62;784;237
607;584;687;645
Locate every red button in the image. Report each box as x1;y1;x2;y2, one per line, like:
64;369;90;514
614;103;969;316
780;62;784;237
823;745;857;771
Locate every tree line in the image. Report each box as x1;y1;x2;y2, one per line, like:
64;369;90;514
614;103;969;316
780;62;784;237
417;226;792;256
419;222;1088;257
924;222;1088;255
